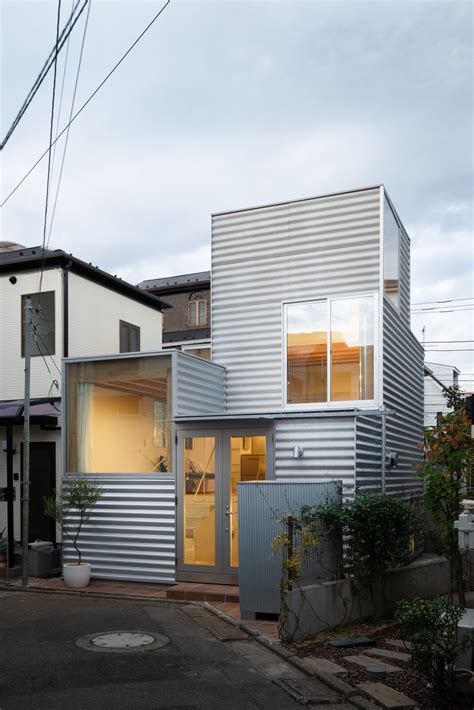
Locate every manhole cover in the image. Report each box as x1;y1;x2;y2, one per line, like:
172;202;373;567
76;630;169;653
92;632;155;648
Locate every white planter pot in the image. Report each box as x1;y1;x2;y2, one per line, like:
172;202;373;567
63;562;91;588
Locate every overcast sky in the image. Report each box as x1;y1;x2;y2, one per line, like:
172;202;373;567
1;0;473;382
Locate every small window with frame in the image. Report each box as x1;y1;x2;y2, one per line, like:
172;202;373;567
188;293;207;326
119;320;141;353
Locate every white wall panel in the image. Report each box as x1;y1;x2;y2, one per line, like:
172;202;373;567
0;268;63;400
174;350;225;416
68;272;162;358
212;188;381;413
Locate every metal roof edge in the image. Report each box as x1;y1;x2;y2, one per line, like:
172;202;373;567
211;184;383;218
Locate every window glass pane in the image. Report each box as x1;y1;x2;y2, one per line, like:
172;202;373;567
66;356;172;473
384;198;400;308
22;292;55;357
229;436;266;567
129;326;140;352
119;322;129;353
287;302;327;404
198;300;206;324
184;437;215;565
330;296;374;401
188;302;197;325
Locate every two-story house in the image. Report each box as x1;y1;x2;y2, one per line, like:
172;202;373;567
424;361;460;427
61;185;424;586
0;244;168;567
138;271;211;360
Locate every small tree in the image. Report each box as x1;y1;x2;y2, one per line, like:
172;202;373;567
395;597;465;702
420;385;472;605
44;476;102;565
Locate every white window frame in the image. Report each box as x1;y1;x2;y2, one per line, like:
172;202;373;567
188;299;208;326
282;292;379;411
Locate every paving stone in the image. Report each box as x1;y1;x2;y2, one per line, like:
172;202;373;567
384;639;412;651
315;672;358;697
298;656;347;674
364;647;411;663
343;655;401;673
277;677;341;704
357;682;417;708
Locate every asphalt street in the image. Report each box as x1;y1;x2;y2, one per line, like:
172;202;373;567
0;590;301;710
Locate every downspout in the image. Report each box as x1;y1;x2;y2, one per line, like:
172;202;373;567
63;263;71;358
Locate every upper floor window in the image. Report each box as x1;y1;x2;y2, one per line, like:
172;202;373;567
21;291;55;357
285;295;375;406
383;197;400;310
120;320;140;353
188;293;207;326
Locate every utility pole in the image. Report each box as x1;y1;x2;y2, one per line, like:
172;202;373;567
21;297;33;587
422;325;426;348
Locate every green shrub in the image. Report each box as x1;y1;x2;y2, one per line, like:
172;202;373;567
395;597;465;700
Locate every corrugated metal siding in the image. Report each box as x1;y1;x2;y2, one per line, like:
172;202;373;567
174;351;225;416
274;417;356;493
63;476;176;583
212;188;381;413
383;301;424;498
238;481;342;615
399;227;411;328
355;416;383;492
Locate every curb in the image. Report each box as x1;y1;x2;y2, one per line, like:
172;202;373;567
0;582;190;606
203;601;377;708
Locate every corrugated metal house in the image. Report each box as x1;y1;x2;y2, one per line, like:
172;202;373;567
63;185;424;585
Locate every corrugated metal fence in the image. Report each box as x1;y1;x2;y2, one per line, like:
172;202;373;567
238;481;342;616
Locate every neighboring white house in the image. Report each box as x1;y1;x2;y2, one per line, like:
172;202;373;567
0;243;168;565
424;361;460;427
62;185;425;586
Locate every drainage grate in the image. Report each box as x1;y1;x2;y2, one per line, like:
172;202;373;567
76;630;169;653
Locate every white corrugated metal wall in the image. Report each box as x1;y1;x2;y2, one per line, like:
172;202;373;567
274;417;356;492
174;350;226;416
355;415;383;492
63;476;176;583
383;301;424;497
212;187;381;414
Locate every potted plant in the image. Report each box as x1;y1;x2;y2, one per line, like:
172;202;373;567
44;475;102;589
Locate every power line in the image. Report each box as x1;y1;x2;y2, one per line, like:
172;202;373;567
0;0;88;151
47;0;92;247
48;0;81;205
423;340;474;344
424;349;474;352
412;297;474;306
1;0;172;208
39;0;63;294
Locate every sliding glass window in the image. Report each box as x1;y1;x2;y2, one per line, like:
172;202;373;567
287;301;328;404
286;295;375;405
330;296;374;401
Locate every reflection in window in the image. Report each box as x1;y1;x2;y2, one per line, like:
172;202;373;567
22;291;55;357
66;356;172;473
287;301;327;404
184;437;216;565
286;296;375;404
383;198;400;309
330;297;374;401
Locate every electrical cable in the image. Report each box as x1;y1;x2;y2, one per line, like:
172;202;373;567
412;297;474;306
1;0;171;208
47;0;92;247
48;0;81;206
0;0;88;150
39;0;63;294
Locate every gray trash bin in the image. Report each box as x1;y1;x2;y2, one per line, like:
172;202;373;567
28;541;57;577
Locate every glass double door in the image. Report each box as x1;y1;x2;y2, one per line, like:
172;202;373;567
176;428;272;583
